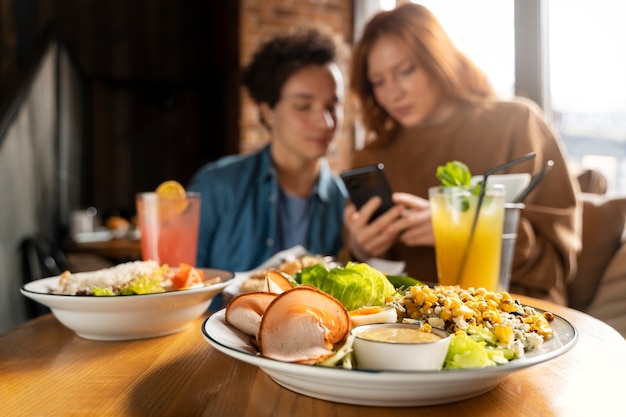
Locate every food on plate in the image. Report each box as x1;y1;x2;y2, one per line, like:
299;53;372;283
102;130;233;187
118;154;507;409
239;278;264;294
263;269;294;293
225;292;278;337
358;323;442;343
294;262;396;311
105;215;130;231
225;282;350;363
240;254;332;293
355;323;442;343
223;262;558;370
257;286;350;363
385;274;422;290
348;305;398;327
399;285;555;368
54;260;164;295
350;323;451;371
170;263;205;290
53;260;212;296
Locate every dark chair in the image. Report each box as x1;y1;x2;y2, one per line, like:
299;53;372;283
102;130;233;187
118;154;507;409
20;234;70;318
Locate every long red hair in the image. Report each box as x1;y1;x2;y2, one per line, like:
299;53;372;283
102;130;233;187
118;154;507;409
351;3;495;143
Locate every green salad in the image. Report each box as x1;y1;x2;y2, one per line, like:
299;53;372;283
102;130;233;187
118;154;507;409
287;262;553;370
293;262;397;311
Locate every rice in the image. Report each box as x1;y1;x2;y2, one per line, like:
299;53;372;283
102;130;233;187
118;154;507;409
54;260;161;295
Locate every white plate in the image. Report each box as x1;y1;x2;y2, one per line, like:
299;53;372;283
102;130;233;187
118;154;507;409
472;173;532;203
21;268;234;341
219;245;326;309
202;308;577;407
71;230;114;243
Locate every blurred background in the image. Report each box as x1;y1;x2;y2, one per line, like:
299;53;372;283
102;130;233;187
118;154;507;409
2;0;625;332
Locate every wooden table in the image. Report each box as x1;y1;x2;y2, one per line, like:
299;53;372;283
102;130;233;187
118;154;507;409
63;238;142;261
1;296;625;417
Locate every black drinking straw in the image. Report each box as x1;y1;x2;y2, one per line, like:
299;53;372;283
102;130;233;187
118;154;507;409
513;160;554;203
455;152;537;284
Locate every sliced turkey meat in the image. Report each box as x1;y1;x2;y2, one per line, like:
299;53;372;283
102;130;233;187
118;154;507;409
225;291;277;337
257;285;350;363
263;269;294;294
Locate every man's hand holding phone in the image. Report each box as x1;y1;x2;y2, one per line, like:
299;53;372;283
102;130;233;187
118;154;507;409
343;196;404;261
341;164;403;259
340;163;394;222
340;165;435;260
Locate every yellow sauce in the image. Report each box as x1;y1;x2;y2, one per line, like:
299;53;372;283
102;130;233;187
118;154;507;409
356;327;442;344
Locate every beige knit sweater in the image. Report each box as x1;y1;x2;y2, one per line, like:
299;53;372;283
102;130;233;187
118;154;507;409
342;98;581;305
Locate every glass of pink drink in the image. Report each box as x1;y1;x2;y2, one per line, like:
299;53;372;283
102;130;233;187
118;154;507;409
136;192;201;266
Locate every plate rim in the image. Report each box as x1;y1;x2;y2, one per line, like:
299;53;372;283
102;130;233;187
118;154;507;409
202;307;578;405
20;267;235;299
202;307;578;380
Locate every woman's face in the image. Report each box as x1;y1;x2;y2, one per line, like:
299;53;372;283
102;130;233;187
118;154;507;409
366;35;443;128
262;64;343;164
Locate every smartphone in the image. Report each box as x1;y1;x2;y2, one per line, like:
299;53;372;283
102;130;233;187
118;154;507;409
340;163;394;222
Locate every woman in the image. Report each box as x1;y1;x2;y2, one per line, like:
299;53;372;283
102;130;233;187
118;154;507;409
341;3;580;305
189;28;347;272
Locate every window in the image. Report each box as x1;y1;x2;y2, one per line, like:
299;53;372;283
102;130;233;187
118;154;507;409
409;0;515;99
355;1;626;195
355;1;515;97
549;0;626;195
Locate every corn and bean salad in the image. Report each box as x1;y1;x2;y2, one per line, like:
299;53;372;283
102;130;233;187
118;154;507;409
396;285;555;362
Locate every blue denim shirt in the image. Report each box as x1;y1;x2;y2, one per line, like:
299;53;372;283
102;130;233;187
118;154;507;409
188;145;347;272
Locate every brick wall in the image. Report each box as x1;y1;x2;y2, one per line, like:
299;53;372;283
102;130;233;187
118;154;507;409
239;0;355;173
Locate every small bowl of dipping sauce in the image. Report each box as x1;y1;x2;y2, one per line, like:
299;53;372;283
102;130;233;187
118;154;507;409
351;323;451;371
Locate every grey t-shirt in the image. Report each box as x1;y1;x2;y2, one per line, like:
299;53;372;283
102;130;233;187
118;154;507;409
275;188;310;252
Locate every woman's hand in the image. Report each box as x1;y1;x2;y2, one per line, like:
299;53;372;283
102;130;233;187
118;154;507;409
344;192;435;261
392;192;434;246
344;196;404;260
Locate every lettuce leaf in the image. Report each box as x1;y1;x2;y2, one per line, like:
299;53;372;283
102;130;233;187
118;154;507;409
92;271;165;296
318;334;355;369
295;262;396;311
120;272;165;295
92;287;116;296
445;329;513;369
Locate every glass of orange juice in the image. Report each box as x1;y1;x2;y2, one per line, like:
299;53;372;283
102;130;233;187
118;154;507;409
429;185;505;291
135;190;201;266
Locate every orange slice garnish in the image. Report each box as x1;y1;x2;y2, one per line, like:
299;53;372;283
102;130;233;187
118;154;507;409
155;180;188;215
156;180;186;200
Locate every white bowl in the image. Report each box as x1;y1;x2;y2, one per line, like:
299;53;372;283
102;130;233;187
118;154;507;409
21;268;234;341
351;323;451;371
471;173;531;203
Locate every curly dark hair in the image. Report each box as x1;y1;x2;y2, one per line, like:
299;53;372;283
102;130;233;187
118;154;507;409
242;28;338;108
